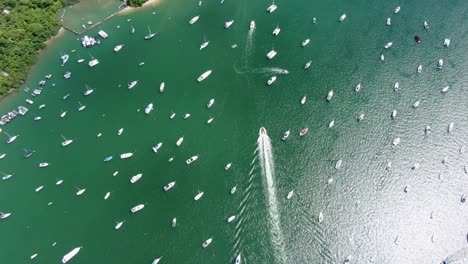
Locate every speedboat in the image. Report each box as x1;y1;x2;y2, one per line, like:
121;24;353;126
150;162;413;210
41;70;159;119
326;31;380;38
357;113;365;121
415;35;421;43
152;142;162;153
130;204;144;213
186;155;199;164
115;221;124;230
113;171;119;176
329;120;335;128
35;186;44;192
130;173;143;184
267;76;277;85
104;192;110;199
266;2;277;13
441;86;449;93
152;257;162;264
163;181;176;191
417;65;422;73
335;159;342;169
39;162;49;168
224;20;234;29
424;21;429;29
287;190;294;200
230;186;237;194
172;218;177;228
392;137;400;146
304;60;312;69
272;26;280;35
227;215;236;223
117;128;124;136
88;59;99;67
339;14;346;22
202;238;213;248
381;54;384;61
114;45;124;52
189;15;200;25
60;111;67;118
413;100;420;108
235;254;241;264
259;127;266;135
200;40;209;50
448;122;454;133
355;83;361;92
301;96;307;105
437;59;443;69
207;98;215;108
394;82;400;91
300;128;308;136
443;38;450;47
160;82;165;93
394;6;400;14
249;20;256;31
168;157;174;162
170;112;176;119
128;80;138;89
282;130;290;141
84;84;94;96
326;90;333;101
62;247;81;263
120;152;133;159
198;70;212;82
184;113;191;119
145;103;153;114
207;117;214;124
386;18;391;26
384;42;393;49
194;192;204;200
76;188;86;196
56;179;63;185
302;39;310;47
225;163;232;170
391;109;397;119
319;211;324;223
266;49;277;59
176;136;184;147
61;54;69;65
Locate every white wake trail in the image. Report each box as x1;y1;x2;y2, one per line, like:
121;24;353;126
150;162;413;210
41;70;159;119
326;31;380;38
257;128;287;263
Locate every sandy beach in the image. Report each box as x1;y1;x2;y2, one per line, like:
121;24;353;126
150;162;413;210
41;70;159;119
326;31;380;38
120;0;162;14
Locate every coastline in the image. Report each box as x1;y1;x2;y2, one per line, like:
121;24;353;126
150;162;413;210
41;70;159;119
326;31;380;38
120;0;161;14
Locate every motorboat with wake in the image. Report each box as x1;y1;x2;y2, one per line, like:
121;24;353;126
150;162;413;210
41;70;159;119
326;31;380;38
163;181;176;191
152;257;162;264
249;20;256;31
198;70;212;82
186;155;199;164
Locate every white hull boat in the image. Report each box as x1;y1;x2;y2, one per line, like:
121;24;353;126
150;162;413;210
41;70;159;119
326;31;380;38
194;192;204;201
163;181;176;191
130;173;143;184
131;204;145;213
224;20;234;29
186;155;199;164
152;143;162;153
266;49;277;59
145;103;153;114
128;80;138;89
62;247;81;263
189;16;200;25
198;70;212;82
176;136;184;147
202;238;213;248
120;153;133;159
207;99;215;108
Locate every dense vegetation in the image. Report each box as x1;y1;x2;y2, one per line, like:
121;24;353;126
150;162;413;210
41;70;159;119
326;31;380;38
127;0;148;7
0;0;74;96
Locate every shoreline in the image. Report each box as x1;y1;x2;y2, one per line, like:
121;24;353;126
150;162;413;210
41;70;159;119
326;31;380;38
120;0;161;14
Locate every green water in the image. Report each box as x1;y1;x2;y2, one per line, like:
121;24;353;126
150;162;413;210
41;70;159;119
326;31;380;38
1;0;468;263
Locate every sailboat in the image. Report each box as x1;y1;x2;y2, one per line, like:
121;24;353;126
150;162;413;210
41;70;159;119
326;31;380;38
4;131;18;144
200;35;209;50
83;84;94;96
88;53;99;67
77;55;84;63
0;170;14;181
145;26;156;40
78;102;86;111
61;135;74;147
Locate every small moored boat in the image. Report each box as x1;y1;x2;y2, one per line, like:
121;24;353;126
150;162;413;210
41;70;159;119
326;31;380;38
194;192;204;200
163;181;176;191
287;190;294;199
282;130;290;141
130;173;142;184
300;128;308;136
130;204;145;213
62;247;81;263
202;238;213;248
197;70;212;82
339;14;346;22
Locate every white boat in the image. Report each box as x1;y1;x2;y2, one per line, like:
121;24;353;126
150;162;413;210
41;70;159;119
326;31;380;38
5;133;18;144
61;135;73;147
25;98;34;105
326;90;333;101
130;204;145;213
39;162;49;168
249;20;256;31
394;82;400;91
159;82;165;92
152;142;162;153
235;254;241;264
386;161;392;170
115;221;124;230
76;188;86;196
266;49;277;59
328;120;335;128
302;39;310;47
230;186;237;194
425;126;431;136
118;128;124;135
39;104;46;109
266;2;277;13
172;218;177;228
339;14;346;22
128;80;138;89
272;26;280;35
384;42;393;49
35;186;44;192
194;192;204;200
207;99;215;108
227;215;236;223
319;211;324;223
301;96;307;105
0;153;5;159
287;190;294;200
189;15;200;25
97;133;102;137
304;60;312;69
441;86;449;93
386;18;391;26
120;152;133;159
186;155;199;164
60;111;67;118
437;59;443;69
200;40;209;50
202;238;213;248
88;58;99;67
394;6;400;14
267;76;277;85
391;109;397;119
424;21;429;29
145;103;154;114
224;20;234;29
130;173;143;184
197;70;212;82
62;247;81;263
448;122;454;133
282;130;290;141
313;17;317;23
104;192;110;200
207;117;214;124
357;113;365;121
381;54;385;61
56;179;63;185
444;38;450;47
114;45;124;52
113;171;119;176
413;100;420;108
78;102;86;111
393;137;400;146
163;181;176;191
417;65;423;73
355;83;361;92
30;254;38;260
225;163;232;170
184;113;190;119
168;157;174;162
84;84;94;96
176;136;184;147
152;257;162;264
145;26;156;40
170;112;176;119
335;159;342;169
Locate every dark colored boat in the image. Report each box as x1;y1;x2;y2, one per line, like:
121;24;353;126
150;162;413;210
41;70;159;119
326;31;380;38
24;150;33;158
415;35;421;43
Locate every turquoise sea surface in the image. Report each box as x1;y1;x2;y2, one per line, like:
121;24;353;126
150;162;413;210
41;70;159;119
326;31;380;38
0;0;467;263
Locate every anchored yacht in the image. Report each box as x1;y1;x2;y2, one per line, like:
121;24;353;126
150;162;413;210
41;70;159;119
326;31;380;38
266;49;277;59
186;155;199;164
163;181;176;191
207;99;215;108
302;38;310;47
130;173;142;184
145;103;153;114
114;45;124;52
224;20;234;29
339;14;346;21
189;16;200;25
198;70;212;82
384;42;393;49
266;2;277;13
130;204;145;213
194;192;204;201
62;247;81;263
176;136;184;147
202;238;213;248
128;80;138;89
152;142;162;153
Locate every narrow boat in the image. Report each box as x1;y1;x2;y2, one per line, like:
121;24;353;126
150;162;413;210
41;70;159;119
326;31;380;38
415;35;421;43
170;112;176;119
60;111;67;118
224;20;234;29
145;26;156;40
355;83;361;92
200;40;209;50
384;42;393;49
207;117;214;124
329;120;335;128
326;90;333;101
339;14;346;22
152;257;162;264
39;162;49;168
381;54;384;61
104;192;110;200
30;254;38;260
235;254;241;264
202;238;213;248
113;171;119;176
444;38;450;47
62;247;81;263
56;179;63;185
441;86;449;93
35;186;44;192
413;100;420;108
417;65;423;73
39;104;46;109
194;192;204;200
163;181;176;191
118;128;124;135
300;128;309;136
130;204;144;213
266;1;277;13
230;186;237;194
225;163;232;170
287;190;294;199
184;113;191;119
77;55;84;63
249;20;256;31
1;171;13;180
115;221;123;230
266;49;277;59
131;26;135;34
393;137;400;146
319;211;324;223
394;82;400;91
76;188;86;196
267;76;277;85
386;161;392;170
172;218;176;228
282;130;290;141
198;70;212;82
335;159;342;169
145;103;153;114
130;173;143;184
97;133;102;137
0;212;11;219
61;135;73;147
227;215;236;223
186;155;199;164
0;153;5;159
176;136;184;147
304;60;312;69
160;82;165;92
272;26;280;35
386;18;391;26
448;122;454;133
301;96;307;105
424;21;429;29
437;59;443;69
120;152;133;159
84;84;94;96
168;157;174;162
78;102;86;111
114;44;124;52
189;15;200;25
4;132;18;144
391;109;397;119
207;98;215;108
394;6;400;14
152;142;162;153
302;38;310;47
128;80;138;89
